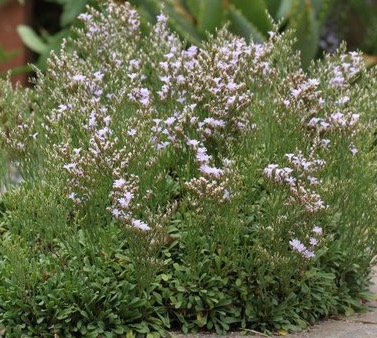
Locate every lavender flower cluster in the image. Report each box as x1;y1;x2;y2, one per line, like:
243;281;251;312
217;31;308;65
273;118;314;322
1;1;372;261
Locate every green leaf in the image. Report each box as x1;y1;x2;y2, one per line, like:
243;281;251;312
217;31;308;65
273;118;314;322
162;1;203;44
289;0;320;69
160;273;170;281
17;25;48;54
231;0;273;34
197;0;223;35
185;0;200;16
226;5;266;43
0;0;11;6
275;0;293;21
265;0;281;17
60;0;89;26
0;45;18;63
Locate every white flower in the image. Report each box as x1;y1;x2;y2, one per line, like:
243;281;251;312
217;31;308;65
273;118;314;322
67;192;77;200
63;163;76;171
58;104;68;111
349;143;358;155
223;189;231;200
104;115;111;126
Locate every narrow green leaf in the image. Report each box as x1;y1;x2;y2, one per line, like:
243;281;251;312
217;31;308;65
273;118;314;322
289;1;320;69
0;45;18;62
226;6;266;43
60;0;89;26
231;0;273;34
185;0;200;15
275;0;293;21
17;25;48;54
163;2;203;44
197;0;223;35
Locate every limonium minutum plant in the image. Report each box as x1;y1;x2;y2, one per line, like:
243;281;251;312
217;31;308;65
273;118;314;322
0;1;377;336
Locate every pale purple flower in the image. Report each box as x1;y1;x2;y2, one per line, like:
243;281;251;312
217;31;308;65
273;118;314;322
199;164;224;178
128;73;138;81
72;74;86;82
94;71;104;81
113;178;126;188
127;128;137;136
309;237;318;246
78;13;92;21
159;75;171;83
88;111;96;128
196;147;211;163
264;164;279;178
165;116;176;125
226;81;238;91
138;88;150;106
320;139;331;148
112;208;121;217
204;118;225;128
187;139;200;147
290;239;306;253
336;96;350;105
312;226;323;234
290;239;315;258
176;75;185;84
63;163;77;171
118;193;133;208
132;219;150;231
185;46;198;58
157;141;170;150
307;176;320;185
302;250;315;258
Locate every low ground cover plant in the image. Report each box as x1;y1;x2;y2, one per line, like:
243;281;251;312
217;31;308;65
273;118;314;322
0;1;377;336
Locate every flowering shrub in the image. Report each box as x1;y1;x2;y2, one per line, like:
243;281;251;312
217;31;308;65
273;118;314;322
0;1;376;336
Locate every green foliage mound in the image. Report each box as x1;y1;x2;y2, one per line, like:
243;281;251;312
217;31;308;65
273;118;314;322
0;1;376;336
